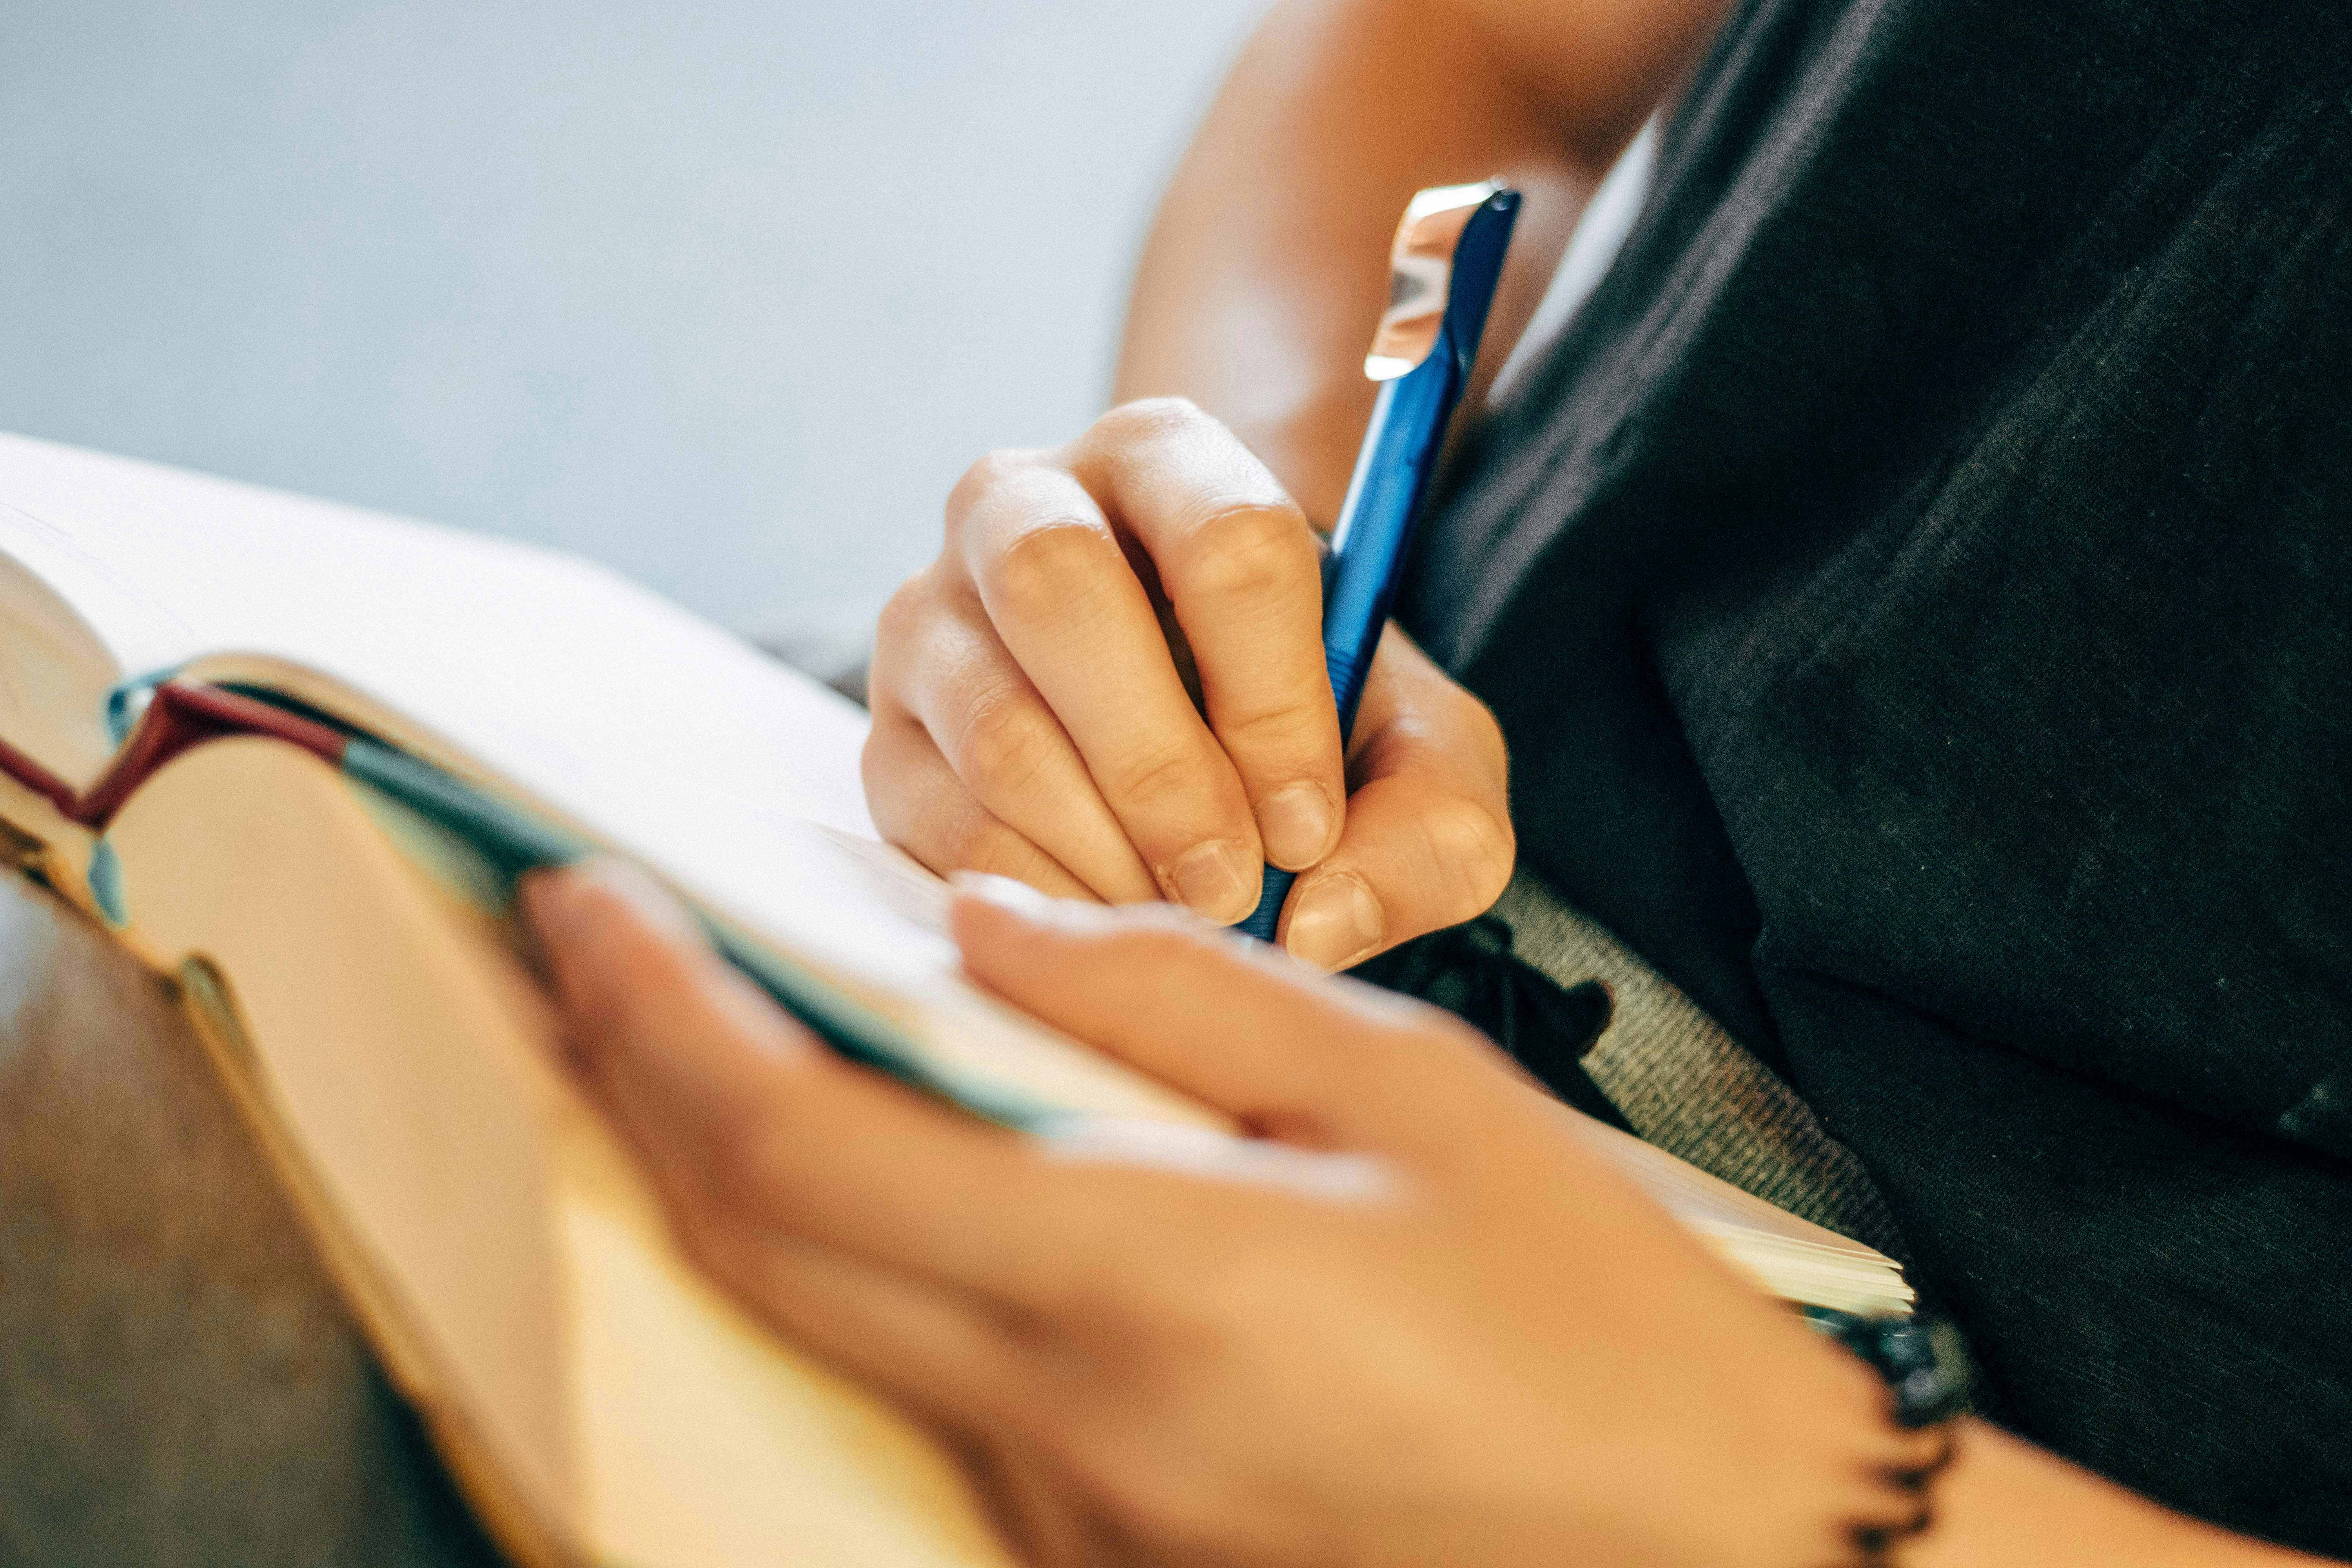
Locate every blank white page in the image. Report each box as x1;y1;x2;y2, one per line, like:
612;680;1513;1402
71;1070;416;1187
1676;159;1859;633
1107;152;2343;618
0;430;1211;1128
0;429;873;834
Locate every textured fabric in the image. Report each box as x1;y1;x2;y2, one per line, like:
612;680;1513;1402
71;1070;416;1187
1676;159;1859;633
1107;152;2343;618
1405;0;2352;1551
1494;866;1909;1260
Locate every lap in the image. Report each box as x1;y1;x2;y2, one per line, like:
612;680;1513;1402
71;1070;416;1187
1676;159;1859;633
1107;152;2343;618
0;872;501;1567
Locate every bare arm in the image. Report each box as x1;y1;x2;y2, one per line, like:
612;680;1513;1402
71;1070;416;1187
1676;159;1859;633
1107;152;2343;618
1916;1424;2324;1568
1116;0;1731;522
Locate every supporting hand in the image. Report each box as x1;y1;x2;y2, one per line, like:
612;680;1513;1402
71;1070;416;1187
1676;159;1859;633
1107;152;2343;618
525;861;1925;1568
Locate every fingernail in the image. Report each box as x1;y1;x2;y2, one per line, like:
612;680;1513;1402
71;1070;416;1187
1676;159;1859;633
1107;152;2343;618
1283;871;1384;971
1257;782;1337;871
1161;837;1258;924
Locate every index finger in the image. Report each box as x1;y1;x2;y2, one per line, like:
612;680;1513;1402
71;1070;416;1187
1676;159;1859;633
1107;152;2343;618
949;879;1493;1163
952;452;1265;923
1068;401;1346;873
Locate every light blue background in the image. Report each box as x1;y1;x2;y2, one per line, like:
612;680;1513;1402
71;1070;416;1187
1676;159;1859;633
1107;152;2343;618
0;1;1262;635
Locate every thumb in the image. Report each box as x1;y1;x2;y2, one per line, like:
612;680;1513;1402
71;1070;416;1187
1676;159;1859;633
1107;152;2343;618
949;875;1496;1154
1278;629;1515;971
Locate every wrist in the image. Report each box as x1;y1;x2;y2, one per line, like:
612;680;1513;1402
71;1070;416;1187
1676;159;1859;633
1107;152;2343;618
1798;1309;1969;1564
1645;1311;1965;1568
1906;1421;2327;1568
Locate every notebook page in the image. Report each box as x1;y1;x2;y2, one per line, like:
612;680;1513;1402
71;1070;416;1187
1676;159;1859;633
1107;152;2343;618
0;430;873;836
0;432;1214;1128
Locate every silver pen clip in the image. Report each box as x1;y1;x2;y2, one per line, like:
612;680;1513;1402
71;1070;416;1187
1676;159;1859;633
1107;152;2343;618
1362;178;1508;381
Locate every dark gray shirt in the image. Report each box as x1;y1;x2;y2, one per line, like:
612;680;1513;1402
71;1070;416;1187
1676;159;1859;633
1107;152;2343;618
1406;0;2352;1550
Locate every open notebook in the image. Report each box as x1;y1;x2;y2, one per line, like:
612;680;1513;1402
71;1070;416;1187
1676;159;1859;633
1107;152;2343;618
0;429;1911;1568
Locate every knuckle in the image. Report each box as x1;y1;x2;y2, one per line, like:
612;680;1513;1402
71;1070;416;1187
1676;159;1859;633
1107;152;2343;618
1216;698;1332;762
1099;737;1206;812
942;815;1048;882
982;519;1117;627
1172;502;1316;609
953;693;1059;800
1088;395;1208;449
946;447;1037;531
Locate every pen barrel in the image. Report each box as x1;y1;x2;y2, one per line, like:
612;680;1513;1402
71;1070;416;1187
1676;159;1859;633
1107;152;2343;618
1323;356;1457;734
1238;363;1452;946
1236;185;1519;951
1239;866;1294;942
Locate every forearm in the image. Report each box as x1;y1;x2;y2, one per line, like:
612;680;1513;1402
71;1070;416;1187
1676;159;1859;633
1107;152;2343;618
1113;0;1726;523
1915;1421;2335;1568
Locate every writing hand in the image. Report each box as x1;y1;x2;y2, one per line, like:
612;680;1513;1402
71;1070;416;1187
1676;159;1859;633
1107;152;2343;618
863;398;1513;970
524;861;1924;1568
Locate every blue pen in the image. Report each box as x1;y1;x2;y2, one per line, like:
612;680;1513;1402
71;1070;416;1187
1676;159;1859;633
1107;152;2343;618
1240;180;1521;943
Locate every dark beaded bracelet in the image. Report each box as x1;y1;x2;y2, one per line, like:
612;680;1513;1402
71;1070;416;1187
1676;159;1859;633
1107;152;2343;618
1799;1308;1973;1565
1800;1308;1974;1428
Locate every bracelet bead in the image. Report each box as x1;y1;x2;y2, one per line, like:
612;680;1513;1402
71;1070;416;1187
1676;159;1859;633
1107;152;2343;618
1797;1307;1973;1565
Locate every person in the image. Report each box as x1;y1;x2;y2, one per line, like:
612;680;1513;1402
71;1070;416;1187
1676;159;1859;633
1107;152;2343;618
525;0;2352;1560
